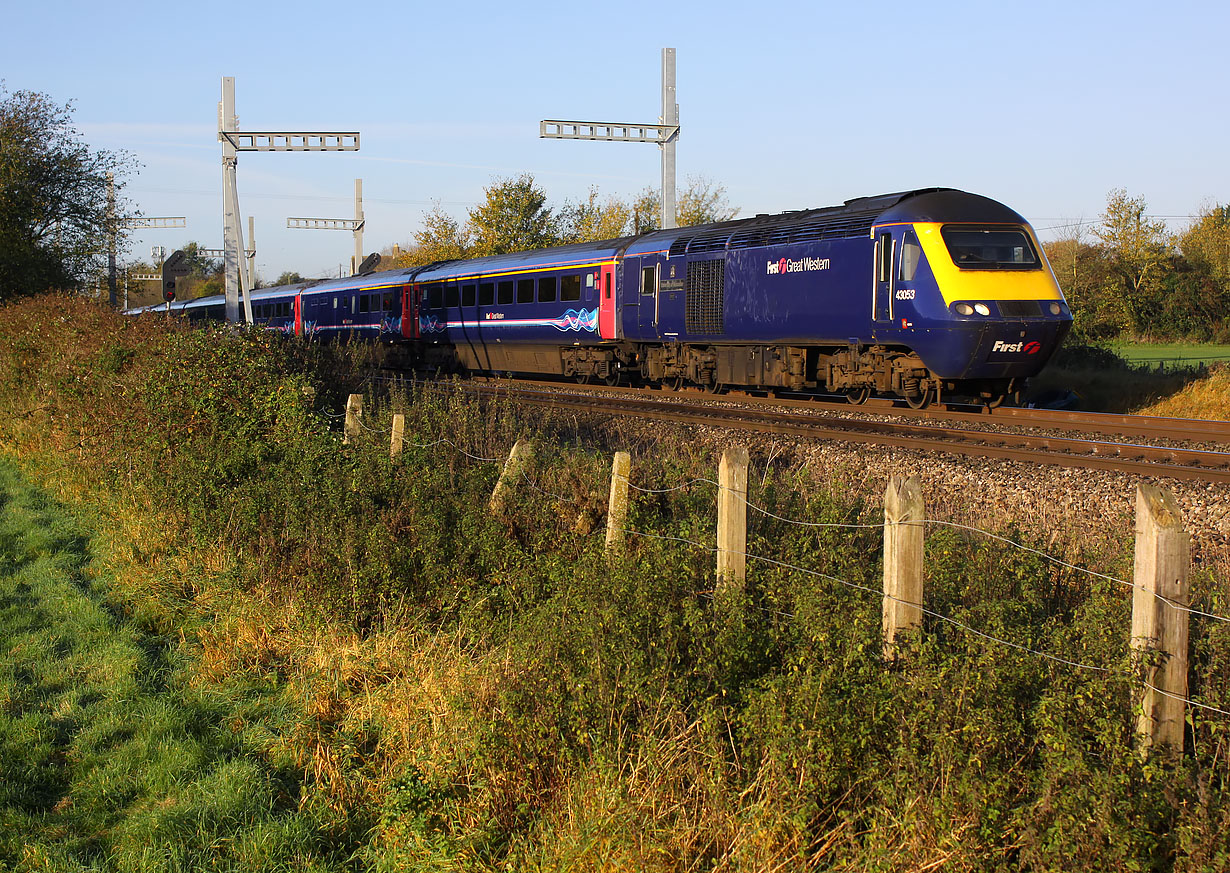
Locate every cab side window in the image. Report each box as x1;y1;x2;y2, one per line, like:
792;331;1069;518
899;230;923;282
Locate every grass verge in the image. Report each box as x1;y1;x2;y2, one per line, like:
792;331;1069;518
0;456;347;872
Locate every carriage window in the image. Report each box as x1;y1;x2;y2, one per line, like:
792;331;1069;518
561;274;582;302
604;272;611;299
445;285;460;308
641;265;656;295
359;295;369;313
426;284;443;308
538;276;557;302
899;231;923;282
461;285;475;307
498;280;514;304
517;278;535;303
383;293;393;311
351;296;357;314
479;282;494;305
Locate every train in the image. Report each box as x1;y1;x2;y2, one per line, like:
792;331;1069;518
135;188;1072;408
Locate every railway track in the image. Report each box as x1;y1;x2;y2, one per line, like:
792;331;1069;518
452;378;1230;484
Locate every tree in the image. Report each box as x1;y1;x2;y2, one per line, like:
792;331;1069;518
0;86;135;300
631;188;660;234
399;202;470;267
631;175;738;230
180;241;221;278
467;174;557;256
1043;228;1127;340
274;271;306;286
1094;188;1172;335
678;175;738;227
1178;203;1230;284
556;186;633;244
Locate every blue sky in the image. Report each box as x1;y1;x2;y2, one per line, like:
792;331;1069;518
5;0;1227;280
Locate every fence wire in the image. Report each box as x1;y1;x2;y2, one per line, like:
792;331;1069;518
337;404;1230;720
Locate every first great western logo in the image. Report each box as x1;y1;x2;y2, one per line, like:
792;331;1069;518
767;256;831;275
991;340;1042;355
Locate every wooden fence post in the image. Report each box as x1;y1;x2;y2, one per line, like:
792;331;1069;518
1131;483;1191;757
605;451;631;558
717;445;749;593
883;475;925;659
390;413;405;459
489;439;535;515
343;393;363;445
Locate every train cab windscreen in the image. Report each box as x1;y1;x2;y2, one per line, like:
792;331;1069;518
940;226;1040;270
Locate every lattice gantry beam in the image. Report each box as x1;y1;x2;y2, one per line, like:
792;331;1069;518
287;217;364;231
196;248;255;258
122;217;187;229
220;132;360;152
539;120;678;144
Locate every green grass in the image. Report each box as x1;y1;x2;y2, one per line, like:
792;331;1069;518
0;458;344;872
1107;341;1230;369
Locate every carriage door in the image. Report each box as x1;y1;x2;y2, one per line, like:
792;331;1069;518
598;262;617;339
402;283;419;339
873;231;894;323
637;260;661;339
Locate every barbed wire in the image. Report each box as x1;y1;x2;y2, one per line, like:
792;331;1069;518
339;409;1230;628
618;527;1230;718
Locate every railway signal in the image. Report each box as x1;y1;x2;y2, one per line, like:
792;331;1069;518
160;249;191;309
541;48;680;229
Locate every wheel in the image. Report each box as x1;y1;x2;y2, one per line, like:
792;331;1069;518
846;386;872;405
904;387;932;409
574;372;592;385
603;371;621;387
705;379;724;394
986;393;1007;409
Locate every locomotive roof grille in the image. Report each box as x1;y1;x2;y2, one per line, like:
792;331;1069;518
668;236;693;257
686;233;732;254
674;208;882;255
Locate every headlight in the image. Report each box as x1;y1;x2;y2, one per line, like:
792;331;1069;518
1049;302;1062;315
955;303;974;316
974;303;991;316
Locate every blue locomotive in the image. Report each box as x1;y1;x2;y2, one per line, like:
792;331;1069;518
409;187;1070;407
139;188;1070;407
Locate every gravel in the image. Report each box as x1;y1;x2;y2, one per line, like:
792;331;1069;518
589;410;1230;582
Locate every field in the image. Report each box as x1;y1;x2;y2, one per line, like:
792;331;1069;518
1;295;1230;871
1030;341;1230;415
1108;342;1230;370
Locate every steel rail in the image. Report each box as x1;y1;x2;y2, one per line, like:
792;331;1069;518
463;381;1230;484
463;376;1230;446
